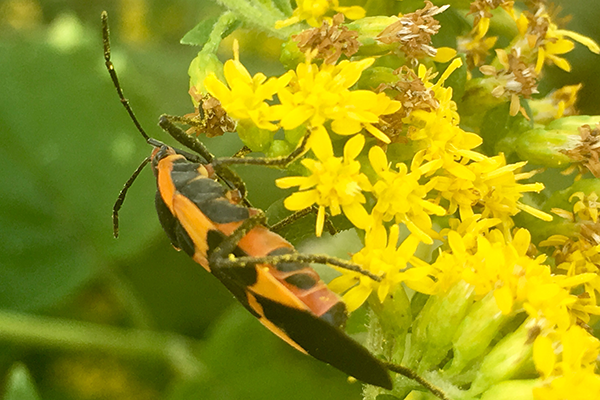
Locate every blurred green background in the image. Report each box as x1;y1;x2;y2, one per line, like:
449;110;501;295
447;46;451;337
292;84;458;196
0;0;598;399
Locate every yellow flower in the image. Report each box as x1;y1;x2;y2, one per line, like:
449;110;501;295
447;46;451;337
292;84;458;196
275;0;365;28
514;8;600;73
328;224;435;312
203;41;292;131
272;58;401;143
539;238;600;324
570;191;600;223
533;326;600;400
405;60;485;168
275;128;371;236
433;226;595;331
433;154;551;228
530;84;583;124
369;145;445;245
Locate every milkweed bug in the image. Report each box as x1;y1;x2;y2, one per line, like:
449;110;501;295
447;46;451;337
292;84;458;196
101;12;393;390
101;13;454;400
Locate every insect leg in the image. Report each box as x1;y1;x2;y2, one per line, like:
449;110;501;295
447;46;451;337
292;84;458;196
209;211;378;281
208;212;269;265
269;205;337;236
210;129;311;169
215;253;383;282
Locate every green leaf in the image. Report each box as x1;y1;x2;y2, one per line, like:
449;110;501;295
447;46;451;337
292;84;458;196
4;363;41;400
180;16;241;47
180;17;219;47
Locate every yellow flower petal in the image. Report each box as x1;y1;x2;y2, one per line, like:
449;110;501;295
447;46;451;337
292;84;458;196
365;124;391;143
275;176;311;189
342;284;372;313
494;285;514;314
309;125;333;161
433;47;458;63
342;202;371;230
283;190;318;210
533;335;555;379
557;29;600;54
369;146;388;176
343;134;365;161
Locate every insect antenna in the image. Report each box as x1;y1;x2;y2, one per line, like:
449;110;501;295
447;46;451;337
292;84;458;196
101;11;150;142
102;11;158;237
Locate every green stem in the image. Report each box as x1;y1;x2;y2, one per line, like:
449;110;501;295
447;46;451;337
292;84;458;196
204;11;239;54
0;310;204;379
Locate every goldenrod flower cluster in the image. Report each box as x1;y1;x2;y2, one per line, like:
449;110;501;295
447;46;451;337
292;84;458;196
184;1;600;399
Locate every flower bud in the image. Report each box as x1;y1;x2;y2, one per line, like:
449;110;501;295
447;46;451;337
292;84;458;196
369;285;412;363
279;39;304;71
468;320;536;396
265;140;292;158
546;115;600;131
513;116;600;168
284;125;307;147
345;16;399;56
447;292;510;375
511;127;573;167
461;77;507;117
408;281;474;371
479;379;538;400
237;121;276;153
188;51;224;106
356;67;397;91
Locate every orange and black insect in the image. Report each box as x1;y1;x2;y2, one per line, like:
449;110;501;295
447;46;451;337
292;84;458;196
101;12;393;390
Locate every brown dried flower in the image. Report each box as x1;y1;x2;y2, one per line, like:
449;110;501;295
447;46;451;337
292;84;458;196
562;123;600;178
293;13;360;65
480;49;538;116
375;66;439;140
184;91;236;138
377;1;449;62
469;0;515;26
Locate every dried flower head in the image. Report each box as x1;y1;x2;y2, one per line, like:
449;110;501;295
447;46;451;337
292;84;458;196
377;1;449;62
185;91;236;137
469;0;515;26
293;13;360;64
375;66;439;139
561;123;600;178
515;5;599;73
480;49;538;116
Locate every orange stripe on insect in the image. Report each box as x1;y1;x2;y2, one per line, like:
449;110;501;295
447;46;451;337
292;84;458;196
171;193;212;271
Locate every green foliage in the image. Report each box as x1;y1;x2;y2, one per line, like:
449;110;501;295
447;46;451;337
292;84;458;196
167;307;363;400
4;364;41;400
180;17;221;47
